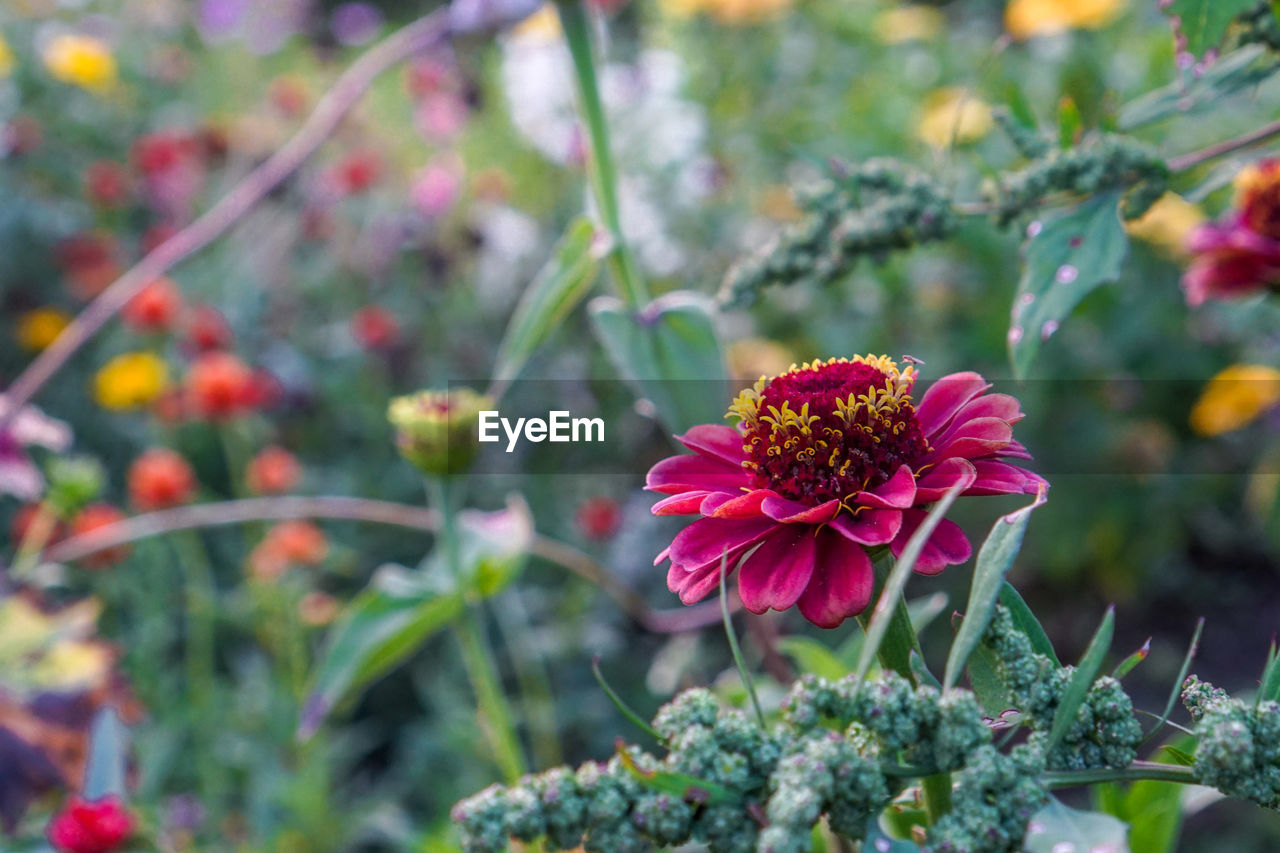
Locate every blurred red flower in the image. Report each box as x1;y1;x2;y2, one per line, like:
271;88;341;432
56;232;122;300
183;304;232;352
350;305;401;351
1184;159;1280;305
249;520;329;580
576;496;622;541
84;161;131;208
128;448;197;510
68;504;131;569
47;796;134;853
246;445;301;495
185;352;255;420
332;148;382;195
122;277;183;333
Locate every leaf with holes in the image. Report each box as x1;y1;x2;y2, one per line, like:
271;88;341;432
1024;796;1130;853
1009;192;1128;379
1163;0;1257;60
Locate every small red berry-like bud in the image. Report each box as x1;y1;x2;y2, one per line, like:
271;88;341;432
245;445;301;495
272;520;329;566
127;448;197;510
333;148;382;195
47;795;135;853
184;304;232;352
122;277;183;333
350;305;401;351
185;351;254;420
576;496;622;541
131;130;196;176
68;504;131;569
84;161;131;208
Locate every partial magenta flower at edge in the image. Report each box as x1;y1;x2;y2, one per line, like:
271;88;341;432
1183;159;1280;306
0;395;72;501
646;356;1045;629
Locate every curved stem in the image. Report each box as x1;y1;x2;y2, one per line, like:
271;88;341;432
0;10;453;429
1167;118;1280;173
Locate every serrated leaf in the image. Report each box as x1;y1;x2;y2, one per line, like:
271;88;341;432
999;583;1060;666
84;707;127;800
1119;46;1271;129
589;291;726;435
493;217;602;385
1010;192;1128;379
1046;606;1115;755
945;488;1046;691
1024;796;1130;853
1163;0;1257;60
778;636;851;681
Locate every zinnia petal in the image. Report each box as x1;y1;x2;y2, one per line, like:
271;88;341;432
916;371;991;437
853;464;916;508
891;509;972;575
737;525;817;614
796;530;874;628
913;458;978;502
675;424;748;465
645;454;749;495
760;496;842;524
666;517;778;572
828;508;902;546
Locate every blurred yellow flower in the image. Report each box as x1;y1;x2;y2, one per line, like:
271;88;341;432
93;351;168;410
0;32;15;78
663;0;791;25
1124;192;1204;258
30;641;112;691
917;88;993;150
42;33;117;92
17;307;72;352
726;337;794;383
513;3;562;40
757;185;802;222
1005;0;1125;40
1190;365;1280;437
874;5;944;44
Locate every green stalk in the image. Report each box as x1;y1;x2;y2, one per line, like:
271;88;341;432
556;0;650;309
493;587;564;768
1043;761;1197;789
429;477;527;783
10;499;60;578
856;553;952;822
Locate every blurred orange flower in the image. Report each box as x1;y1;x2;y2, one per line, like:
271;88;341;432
122;278;184;334
246;446;301;495
127;448;197;510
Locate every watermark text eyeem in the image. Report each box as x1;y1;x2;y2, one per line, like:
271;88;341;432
478;410;605;452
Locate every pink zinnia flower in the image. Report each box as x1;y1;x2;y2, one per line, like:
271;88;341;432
1183;159;1280;306
646;356;1045;628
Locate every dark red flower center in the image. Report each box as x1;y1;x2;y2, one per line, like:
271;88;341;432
729;356;929;505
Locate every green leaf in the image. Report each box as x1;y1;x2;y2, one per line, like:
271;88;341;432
1025;797;1130;853
967;643;1013;716
863;818;921;851
1095;757;1190;853
301;500;533;738
1160;745;1196;767
1046;606;1115;756
493;218;602;386
1119;46;1272;129
589;292;726;435
1057;98;1082;148
907;592;949;635
300;565;464;739
1112;638;1152;681
909;650;941;691
1009;192;1129;379
615;741;739;805
999;583;1060;666
777;636;852;681
1259;641;1280;706
84;707;128;800
944;489;1046;690
1163;0;1257;59
855;483;964;684
1145;618;1204;744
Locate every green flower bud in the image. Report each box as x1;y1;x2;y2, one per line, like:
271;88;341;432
44;455;106;518
387;388;492;477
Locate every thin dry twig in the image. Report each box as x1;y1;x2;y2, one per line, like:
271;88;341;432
37;495;725;633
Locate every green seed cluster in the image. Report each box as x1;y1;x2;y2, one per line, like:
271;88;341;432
930;744;1047;853
718;159;955;308
991;108;1050;160
982;606;1143;771
1233;1;1280;54
983;135;1168;225
1183;676;1280;808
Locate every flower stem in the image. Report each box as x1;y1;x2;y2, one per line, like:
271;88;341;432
1043;761;1197;789
429;477;527;783
10;499;60;579
556;0;650;309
